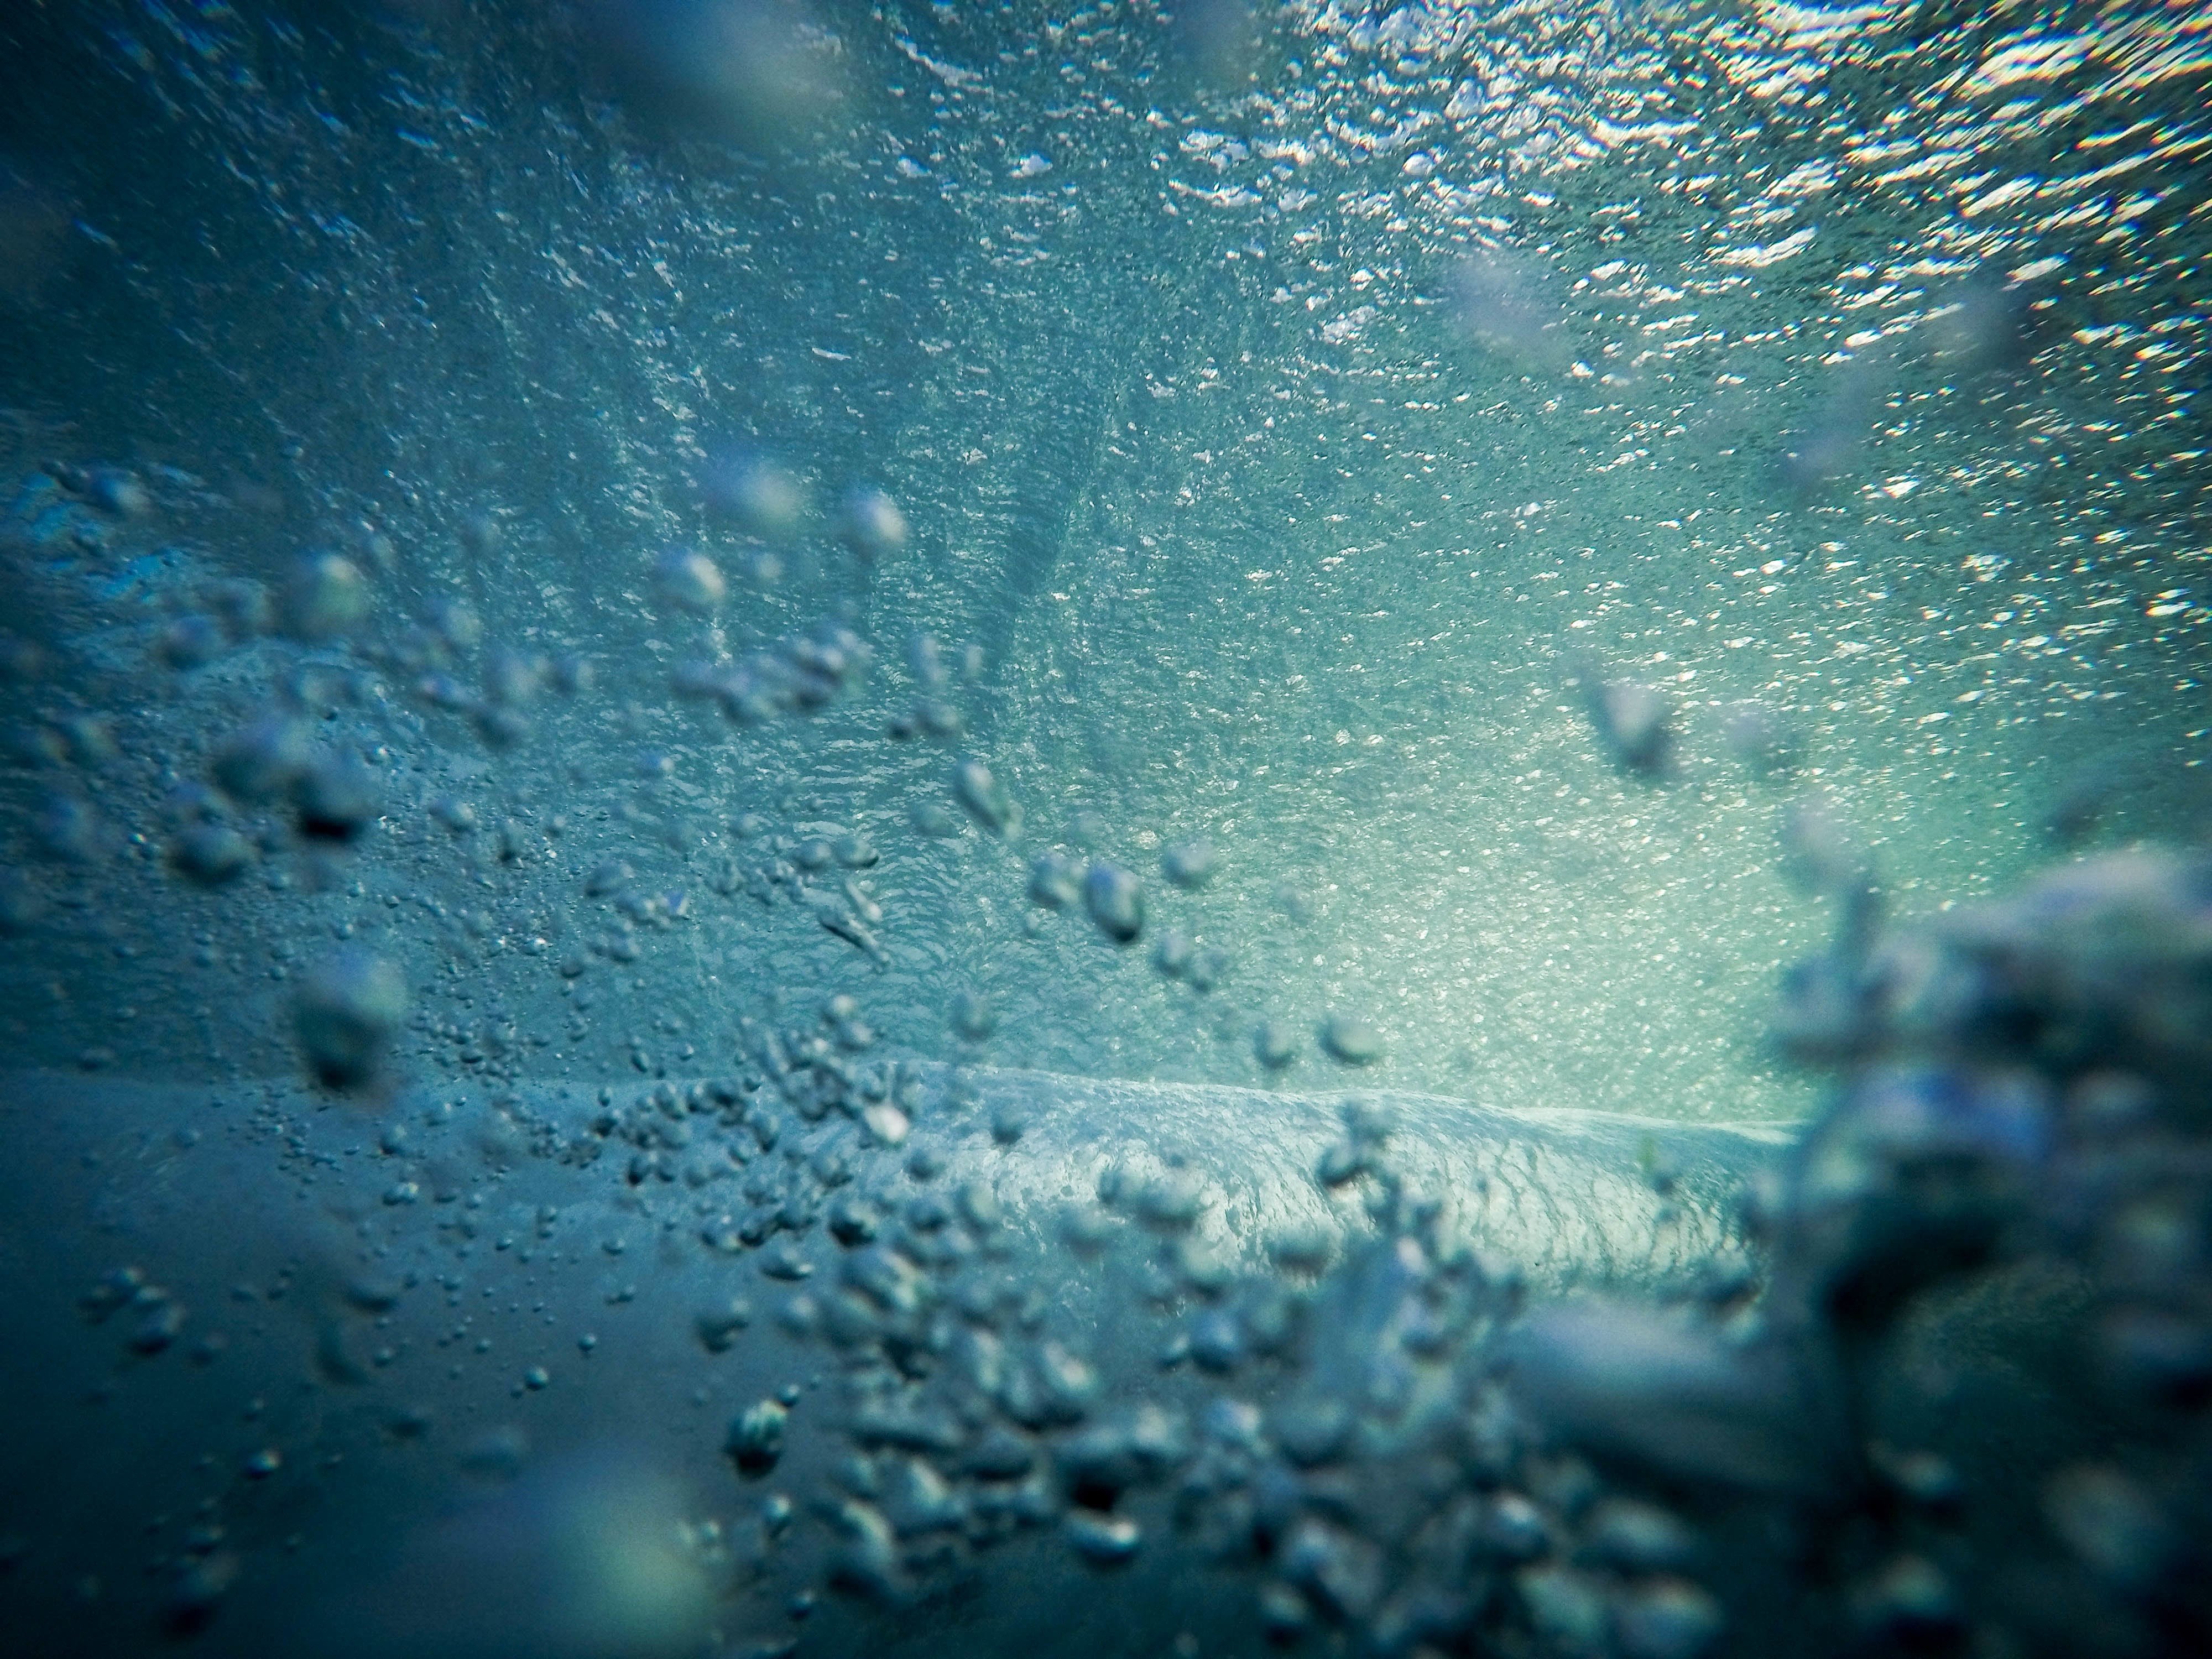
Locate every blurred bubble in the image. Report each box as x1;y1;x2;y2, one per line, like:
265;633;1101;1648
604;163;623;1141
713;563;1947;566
1162;838;1217;890
1778;795;1872;900
1507;1302;1823;1495
952;758;1020;838
906;630;947;688
1318;1013;1383;1066
1927;267;2049;379
33;792;101;862
0;635;48;682
295;949;408;1090
1452;251;1566;371
1029;849;1082;909
702;448;807;535
460;511;503;557
326;1456;714;1659
652;545;726;612
1575;660;1672;779
160;613;226;671
283;550;371;640
725;1399;788;1477
84;467;148;518
430;595;483;651
950;989;997;1042
1253;1019;1300;1071
214;577;273;638
1720;700;1802;776
483;646;546;707
295;753;384;843
2044;1464;2173;1589
213;715;314;804
1085;860;1144;944
1772;356;1883;502
160;1549;239;1640
837;487;907;562
171;822;255;886
1169;0;1265;87
577;0;850;152
2046;759;2123;848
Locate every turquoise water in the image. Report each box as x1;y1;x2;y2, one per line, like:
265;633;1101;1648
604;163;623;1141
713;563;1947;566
4;1;2202;1124
0;7;2208;1652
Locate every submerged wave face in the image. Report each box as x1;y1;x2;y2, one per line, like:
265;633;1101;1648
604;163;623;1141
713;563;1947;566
0;0;2208;1655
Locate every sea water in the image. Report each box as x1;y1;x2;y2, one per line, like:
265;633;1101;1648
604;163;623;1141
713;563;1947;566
0;3;2206;1656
